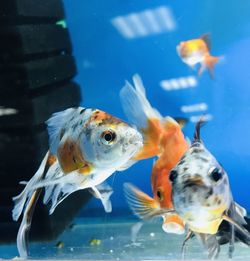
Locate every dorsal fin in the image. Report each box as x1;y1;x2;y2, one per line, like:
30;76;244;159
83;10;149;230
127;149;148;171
200;33;211;50
119;74;162;129
46;108;79;155
193;117;206;143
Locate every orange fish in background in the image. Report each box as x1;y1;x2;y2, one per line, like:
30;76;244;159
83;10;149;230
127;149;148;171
120;74;189;234
177;34;219;78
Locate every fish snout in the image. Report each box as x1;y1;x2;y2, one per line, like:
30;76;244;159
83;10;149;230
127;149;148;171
183;177;205;189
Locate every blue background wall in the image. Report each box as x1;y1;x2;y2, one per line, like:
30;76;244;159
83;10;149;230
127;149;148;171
63;0;250;213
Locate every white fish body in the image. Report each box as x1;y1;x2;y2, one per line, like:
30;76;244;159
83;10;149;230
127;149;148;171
12;107;143;258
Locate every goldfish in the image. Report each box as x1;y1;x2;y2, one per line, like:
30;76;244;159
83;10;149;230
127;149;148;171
177;34;219;78
12;107;143;258
120;74;187;234
169;120;250;259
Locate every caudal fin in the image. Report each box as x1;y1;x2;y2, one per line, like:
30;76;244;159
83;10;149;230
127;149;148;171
17;189;42;258
120;75;163;160
12;152;50;221
200;55;219;79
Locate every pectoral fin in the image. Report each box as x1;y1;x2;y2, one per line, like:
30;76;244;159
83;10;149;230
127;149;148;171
124;183;175;220
124;183;159;219
90;182;113;213
222;214;250;241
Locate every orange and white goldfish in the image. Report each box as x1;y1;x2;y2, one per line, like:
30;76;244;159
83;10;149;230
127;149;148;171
12;107;143;258
169;120;250;259
120;74;188;234
177;34;219;78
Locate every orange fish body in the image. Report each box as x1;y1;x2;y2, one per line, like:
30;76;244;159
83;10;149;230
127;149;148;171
121;75;189;234
177;34;219;78
151;119;188;233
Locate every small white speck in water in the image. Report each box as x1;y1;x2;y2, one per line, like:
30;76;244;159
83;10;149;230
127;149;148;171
150;232;155;237
110;236;114;240
110;249;114;253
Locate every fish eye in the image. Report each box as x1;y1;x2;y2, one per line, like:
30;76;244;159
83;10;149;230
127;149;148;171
210;167;223;182
101;130;117;145
156;189;164;202
169;170;178;183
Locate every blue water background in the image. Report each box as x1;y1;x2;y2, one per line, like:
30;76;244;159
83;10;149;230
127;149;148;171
62;0;250;213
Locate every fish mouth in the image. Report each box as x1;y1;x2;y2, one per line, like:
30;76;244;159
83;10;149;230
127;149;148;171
183;178;204;189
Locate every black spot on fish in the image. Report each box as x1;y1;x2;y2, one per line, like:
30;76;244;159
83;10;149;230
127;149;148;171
191;148;203;154
73;156;76;163
178;159;185;166
214;196;219;204
205;188;213;199
192;186;197;192
60;129;65;140
206;202;211;207
80;108;86;114
192;143;201;148
199;157;209;162
85;127;92;138
71;123;78;132
183;167;188;172
218;199;221;205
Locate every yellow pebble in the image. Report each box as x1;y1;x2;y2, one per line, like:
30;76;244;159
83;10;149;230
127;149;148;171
89;239;101;246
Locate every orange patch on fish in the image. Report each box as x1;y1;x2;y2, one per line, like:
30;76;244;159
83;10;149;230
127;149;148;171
134;118;163;160
90;110;123;126
47;154;57;166
78;164;93;175
57;138;91;174
163;213;185;234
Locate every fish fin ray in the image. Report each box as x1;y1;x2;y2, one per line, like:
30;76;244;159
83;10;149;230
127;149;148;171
124;183;163;220
42;171;86;215
234;202;247;218
46;108;80;154
120;74;162;129
12;152;50;221
120;75;164;159
222;213;250;244
17;189;41;258
195;233;220;259
204;55;219;79
89;182;113;213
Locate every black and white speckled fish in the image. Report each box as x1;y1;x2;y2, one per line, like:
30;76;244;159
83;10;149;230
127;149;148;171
12;107;143;258
169;120;250;259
